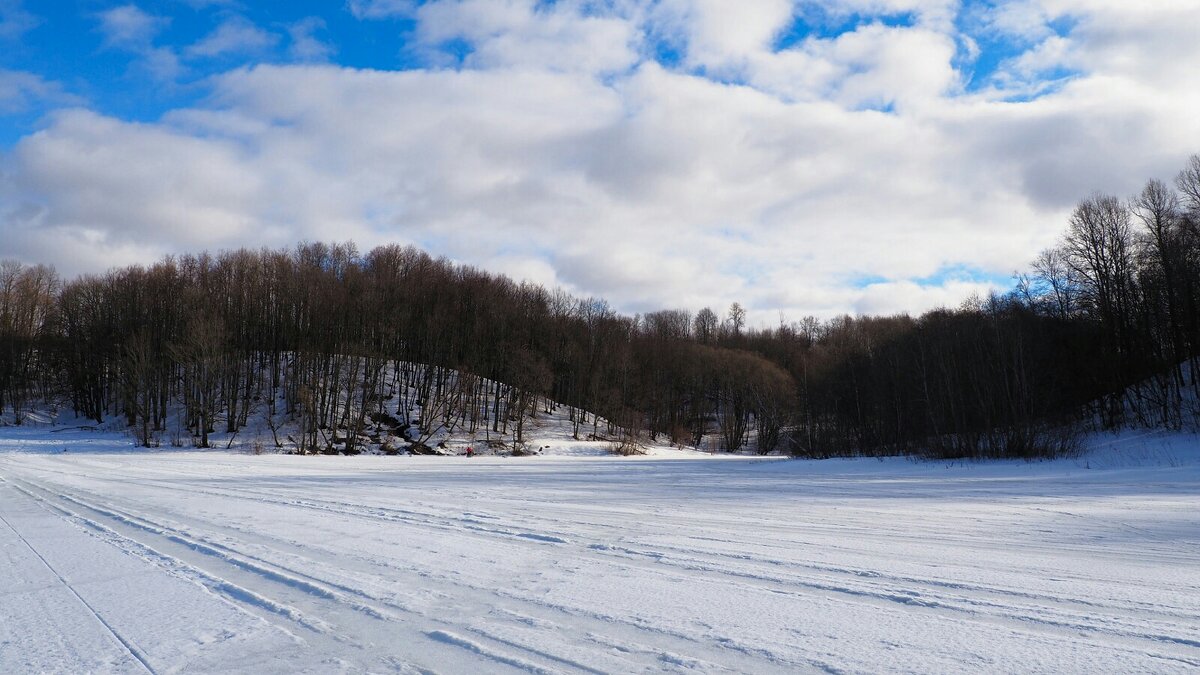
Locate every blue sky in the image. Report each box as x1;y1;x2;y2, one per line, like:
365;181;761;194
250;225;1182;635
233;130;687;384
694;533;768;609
2;0;1046;142
2;1;1198;320
1;1;415;142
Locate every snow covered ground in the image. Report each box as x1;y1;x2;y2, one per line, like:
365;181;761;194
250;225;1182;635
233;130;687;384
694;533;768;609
1;427;1199;673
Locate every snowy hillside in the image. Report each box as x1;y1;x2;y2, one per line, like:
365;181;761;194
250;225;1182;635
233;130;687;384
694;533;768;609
0;390;707;459
2;427;1198;673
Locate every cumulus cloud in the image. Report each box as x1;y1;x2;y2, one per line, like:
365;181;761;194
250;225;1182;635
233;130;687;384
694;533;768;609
0;0;37;41
95;4;181;81
4;1;1200;323
853;279;1004;316
287;17;335;62
660;0;795;64
644;1;963;109
186;16;279;59
96;4;164;48
346;0;416;20
411;0;640;74
0;69;77;114
975;0;1058;43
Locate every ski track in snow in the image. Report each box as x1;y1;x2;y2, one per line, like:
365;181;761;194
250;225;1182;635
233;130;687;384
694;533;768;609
2;432;1200;673
0;507;157;674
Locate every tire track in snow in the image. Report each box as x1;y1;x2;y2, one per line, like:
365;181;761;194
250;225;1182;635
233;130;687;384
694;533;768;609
9;469;819;673
605;535;1200;619
29;467;580;551
7;474;642;674
9;456;1199;673
50;478;791;672
579;541;1200;663
177;479;579;545
200;476;1199;666
75;479;867;670
159;474;1200;663
0;484;158;675
8;479;335;636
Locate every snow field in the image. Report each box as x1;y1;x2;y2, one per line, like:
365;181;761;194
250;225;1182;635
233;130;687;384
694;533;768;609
1;428;1198;673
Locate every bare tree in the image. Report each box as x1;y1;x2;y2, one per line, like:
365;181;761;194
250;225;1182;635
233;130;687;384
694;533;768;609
693;307;718;344
1176;154;1200;213
726;302;746;338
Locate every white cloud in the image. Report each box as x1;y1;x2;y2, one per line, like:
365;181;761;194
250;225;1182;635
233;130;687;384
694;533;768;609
976;0;1057;42
97;4;164;48
4;2;1200;322
346;0;416;20
799;23;960;107
0;0;37;41
413;0;640;74
9;109;267;247
852;279;1004;317
0;69;77;114
95;5;182;81
830;0;959;31
287;17;335;62
663;0;794;64
644;1;962;108
186;16;279;59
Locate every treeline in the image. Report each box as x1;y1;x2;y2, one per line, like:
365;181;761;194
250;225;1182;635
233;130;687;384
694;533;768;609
1;155;1199;458
0;244;792;453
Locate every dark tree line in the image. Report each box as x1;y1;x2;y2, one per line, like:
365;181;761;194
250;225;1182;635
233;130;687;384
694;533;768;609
2;155;1199;458
0;242;792;453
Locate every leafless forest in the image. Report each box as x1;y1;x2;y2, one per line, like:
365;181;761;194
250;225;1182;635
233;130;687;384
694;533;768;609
2;156;1200;458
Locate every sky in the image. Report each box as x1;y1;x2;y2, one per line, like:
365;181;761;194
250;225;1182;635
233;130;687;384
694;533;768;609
1;1;1199;323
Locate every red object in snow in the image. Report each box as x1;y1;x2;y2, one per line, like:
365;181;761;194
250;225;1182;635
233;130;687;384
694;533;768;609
465;446;474;457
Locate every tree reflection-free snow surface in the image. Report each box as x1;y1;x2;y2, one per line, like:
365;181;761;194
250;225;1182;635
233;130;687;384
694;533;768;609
1;430;1198;673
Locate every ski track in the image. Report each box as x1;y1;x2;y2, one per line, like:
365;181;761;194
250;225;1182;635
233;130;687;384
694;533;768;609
0;508;157;674
1;449;1199;673
3;477;607;674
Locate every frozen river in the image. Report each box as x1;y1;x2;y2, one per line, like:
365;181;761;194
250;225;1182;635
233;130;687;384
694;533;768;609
2;432;1199;673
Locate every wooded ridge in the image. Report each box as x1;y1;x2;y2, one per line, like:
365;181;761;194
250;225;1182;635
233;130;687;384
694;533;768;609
2;155;1200;458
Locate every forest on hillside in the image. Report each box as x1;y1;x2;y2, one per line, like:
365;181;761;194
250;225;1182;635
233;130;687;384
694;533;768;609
2;155;1200;459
